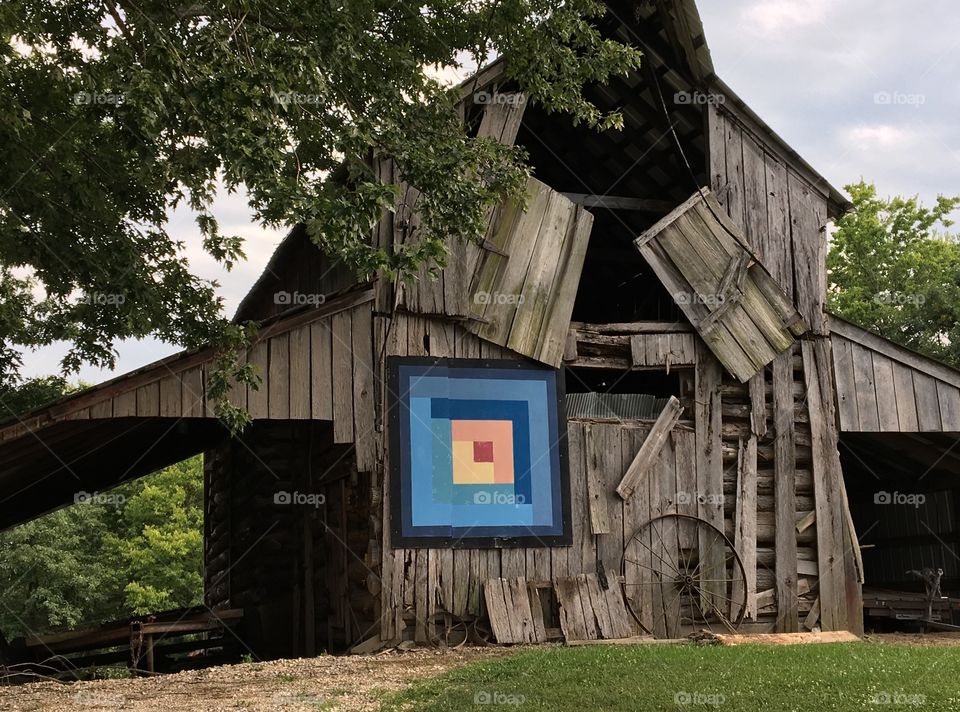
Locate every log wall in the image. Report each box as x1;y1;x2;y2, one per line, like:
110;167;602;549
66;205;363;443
708;102;863;633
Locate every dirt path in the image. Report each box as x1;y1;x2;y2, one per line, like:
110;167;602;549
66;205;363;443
0;647;514;712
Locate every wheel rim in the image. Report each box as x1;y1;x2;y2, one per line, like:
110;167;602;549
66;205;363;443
621;513;748;636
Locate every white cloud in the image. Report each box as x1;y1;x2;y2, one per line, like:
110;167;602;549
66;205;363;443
844;124;918;150
739;0;828;34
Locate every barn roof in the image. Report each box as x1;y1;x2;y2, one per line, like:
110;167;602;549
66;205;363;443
0;288;374;529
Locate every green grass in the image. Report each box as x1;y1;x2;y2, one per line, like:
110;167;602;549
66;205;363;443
382;643;960;711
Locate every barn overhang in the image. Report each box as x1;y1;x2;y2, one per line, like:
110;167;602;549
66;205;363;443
0;288;374;530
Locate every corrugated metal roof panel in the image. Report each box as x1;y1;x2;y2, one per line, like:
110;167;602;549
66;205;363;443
565;393;669;421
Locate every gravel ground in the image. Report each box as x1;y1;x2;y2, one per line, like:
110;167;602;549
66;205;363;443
3;633;960;711
0;647;514;712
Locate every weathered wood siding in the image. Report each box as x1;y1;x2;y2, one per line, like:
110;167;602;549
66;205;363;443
831;318;960;433
707;103;862;633
634;188;806;382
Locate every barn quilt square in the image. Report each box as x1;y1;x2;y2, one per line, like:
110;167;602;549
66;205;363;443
388;357;570;548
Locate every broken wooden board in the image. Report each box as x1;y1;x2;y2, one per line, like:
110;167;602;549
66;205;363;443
555;574;633;642
483;577;547;644
709;630;859;646
634;188;807;382
467;177;594;368
617;396;683;500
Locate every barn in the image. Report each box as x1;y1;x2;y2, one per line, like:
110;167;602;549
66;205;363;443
2;0;958;665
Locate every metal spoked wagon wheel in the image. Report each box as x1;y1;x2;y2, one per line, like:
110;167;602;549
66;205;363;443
621;513;747;637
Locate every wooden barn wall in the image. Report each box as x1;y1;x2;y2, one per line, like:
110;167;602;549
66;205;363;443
234;226;358;323
832;331;960;433
204;421;373;656
372;310;838;639
707;103;863;633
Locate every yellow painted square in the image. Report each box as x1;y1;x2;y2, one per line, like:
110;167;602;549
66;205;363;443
452;440;496;484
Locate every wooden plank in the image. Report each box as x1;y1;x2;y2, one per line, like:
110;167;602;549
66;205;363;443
831;336;860;430
352;305;376;471
617;396;683;500
741;134;767;253
527;581;548;643
850;343;880;432
773;348;798;632
584;573;614;639
135;381;159;417
89;398;112;419
555;576;589;641
158;376;180;418
288;326;311;419
749;371;767;437
585;424;610;534
937;381;960;431
803;597;821;631
763;156;794;297
561;193;674;212
695;345;725;611
246;341;269;419
622;425;652;635
733;435;758;620
913;372;942;431
723;117;746;231
181;366;204;418
268;333;290;419
801;340;846;631
331;311;354;443
113;389;136;418
787;171;827;334
706;103;727;193
483;579;513;643
506;577;537;643
891;362;919;431
534;206;594;366
871;354;899;431
575;574;600;640
311;320;333;421
506;192;576;356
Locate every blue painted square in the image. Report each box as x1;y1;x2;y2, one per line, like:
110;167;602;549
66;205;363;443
388;357;570;547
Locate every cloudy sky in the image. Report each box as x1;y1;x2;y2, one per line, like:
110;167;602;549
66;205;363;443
22;0;960;383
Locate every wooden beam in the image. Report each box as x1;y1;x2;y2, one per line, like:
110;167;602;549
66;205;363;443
561;193;675;213
617;396;683;500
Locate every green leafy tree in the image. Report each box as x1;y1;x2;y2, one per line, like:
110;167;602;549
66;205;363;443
828;180;960;367
106;457;204;615
0;377;204;638
0;503;119;638
1;0;642;396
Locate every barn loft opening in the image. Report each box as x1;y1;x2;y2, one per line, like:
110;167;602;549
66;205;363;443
512;51;705;323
